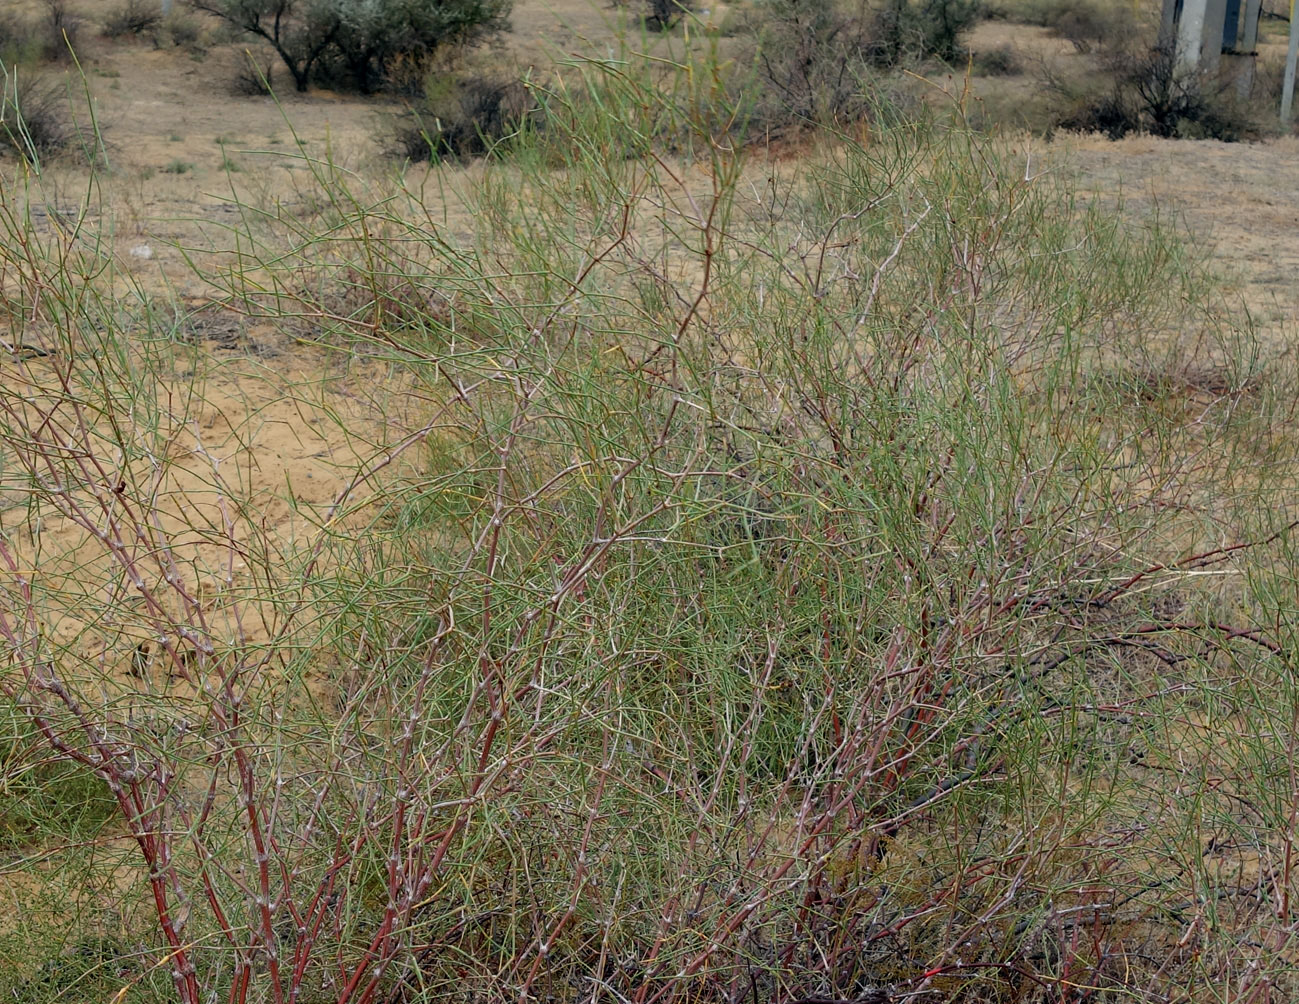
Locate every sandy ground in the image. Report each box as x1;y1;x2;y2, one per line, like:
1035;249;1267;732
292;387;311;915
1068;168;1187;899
1066;133;1299;332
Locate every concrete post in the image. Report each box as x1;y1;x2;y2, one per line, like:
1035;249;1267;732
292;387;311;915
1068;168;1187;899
1176;0;1208;73
1283;3;1299;123
1176;0;1229;74
1240;0;1262;51
1160;0;1180;46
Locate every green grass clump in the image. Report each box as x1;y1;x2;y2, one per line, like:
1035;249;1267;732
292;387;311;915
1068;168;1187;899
0;41;1297;1004
0;715;117;849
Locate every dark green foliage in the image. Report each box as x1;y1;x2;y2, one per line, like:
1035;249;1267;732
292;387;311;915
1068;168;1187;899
190;0;511;93
869;0;981;66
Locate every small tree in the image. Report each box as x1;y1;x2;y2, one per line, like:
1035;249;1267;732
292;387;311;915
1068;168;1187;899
190;0;510;94
743;0;876;127
870;0;979;67
189;0;340;91
328;0;511;94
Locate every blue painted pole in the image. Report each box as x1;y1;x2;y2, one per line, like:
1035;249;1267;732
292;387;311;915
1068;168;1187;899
1223;0;1241;48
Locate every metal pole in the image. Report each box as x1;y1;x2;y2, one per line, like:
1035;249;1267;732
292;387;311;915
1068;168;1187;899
1283;2;1299;123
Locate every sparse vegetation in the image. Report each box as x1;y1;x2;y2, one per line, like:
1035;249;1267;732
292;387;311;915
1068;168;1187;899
738;0;878;130
393;69;537;159
4;37;1299;1004
735;0;980;134
155;9;207;51
0;0;83;65
103;0;163;38
190;0;512;93
612;0;696;32
1050;38;1257;140
0;71;76;160
869;0;981;64
972;43;1022;75
231;53;275;94
3;2;1299;1002
987;0;1130;49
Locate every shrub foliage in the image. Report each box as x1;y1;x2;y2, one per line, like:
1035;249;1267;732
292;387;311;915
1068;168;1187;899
4;45;1298;1004
189;0;511;93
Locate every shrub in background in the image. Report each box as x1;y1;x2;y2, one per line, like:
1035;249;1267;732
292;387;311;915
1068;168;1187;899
735;0;979;135
989;0;1138;51
192;0;511;93
609;0;697;32
868;0;981;66
231;52;277;94
153;9;208;51
0;0;83;65
739;0;878;130
1052;39;1256;139
0;71;75;160
187;0;343;91
972;42;1022;74
327;0;512;93
393;70;536;159
103;0;163;38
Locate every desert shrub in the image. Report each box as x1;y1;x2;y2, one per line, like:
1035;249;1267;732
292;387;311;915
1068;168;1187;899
869;0;981;65
190;0;512;93
5;44;1298;1003
231;53;276;94
8;938;152;1003
0;72;75;160
0;11;36;65
154;9;206;50
1052;39;1256;139
393;70;536;159
972;42;1022;74
646;0;695;30
0;717;118;850
103;0;162;37
0;0;82;64
38;0;82;61
610;0;696;32
739;0;878;130
186;0;337;90
738;0;979;132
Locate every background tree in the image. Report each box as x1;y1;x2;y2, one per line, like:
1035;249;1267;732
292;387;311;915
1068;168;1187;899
188;0;339;91
190;0;510;93
327;0;511;95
